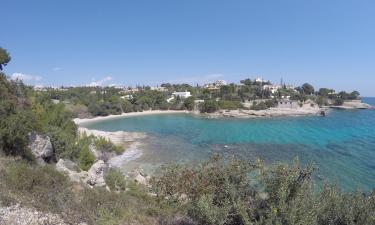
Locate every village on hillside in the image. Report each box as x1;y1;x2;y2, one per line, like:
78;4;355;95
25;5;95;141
28;76;371;119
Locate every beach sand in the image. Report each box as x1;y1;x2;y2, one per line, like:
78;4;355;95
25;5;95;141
73;110;190;126
74;110;190;168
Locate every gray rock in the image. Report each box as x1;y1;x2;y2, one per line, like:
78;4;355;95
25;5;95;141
129;169;149;186
28;132;53;164
89;144;116;162
55;159;88;184
87;160;108;187
0;204;68;225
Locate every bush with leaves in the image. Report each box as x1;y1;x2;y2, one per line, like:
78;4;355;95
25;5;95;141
78;145;95;171
105;169;127;192
151;155;375;225
94;137;124;154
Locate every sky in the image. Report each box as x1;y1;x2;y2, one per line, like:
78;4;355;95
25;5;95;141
1;0;375;96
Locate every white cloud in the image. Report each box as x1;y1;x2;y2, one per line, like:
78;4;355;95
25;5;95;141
87;76;113;87
11;73;42;82
52;67;62;72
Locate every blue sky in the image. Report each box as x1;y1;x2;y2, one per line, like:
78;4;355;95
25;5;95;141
1;0;375;96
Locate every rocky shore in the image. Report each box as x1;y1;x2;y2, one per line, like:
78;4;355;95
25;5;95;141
205;107;323;119
330;100;373;109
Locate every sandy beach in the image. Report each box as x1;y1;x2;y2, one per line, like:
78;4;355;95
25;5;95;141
73;110;190;126
74;110;190;168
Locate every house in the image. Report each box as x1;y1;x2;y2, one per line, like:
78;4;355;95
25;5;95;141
263;85;281;94
150;86;168;92
255;77;269;83
172;91;191;99
204;80;227;89
277;99;299;109
120;95;133;100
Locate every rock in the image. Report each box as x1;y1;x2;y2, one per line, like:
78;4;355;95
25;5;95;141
330;100;372;109
55;159;88;184
0;204;68;225
129;169;149;186
28;132;53;164
88;144;100;159
89;144;116;162
134;174;148;185
87;160;108;187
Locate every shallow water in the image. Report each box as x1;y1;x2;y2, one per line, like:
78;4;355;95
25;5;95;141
85;98;375;191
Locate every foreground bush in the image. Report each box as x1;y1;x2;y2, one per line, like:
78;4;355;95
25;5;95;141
0;159;179;225
151;156;375;225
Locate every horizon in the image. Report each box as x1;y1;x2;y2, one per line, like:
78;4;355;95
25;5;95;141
2;0;375;96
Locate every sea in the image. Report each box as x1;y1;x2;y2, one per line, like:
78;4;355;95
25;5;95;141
85;97;375;191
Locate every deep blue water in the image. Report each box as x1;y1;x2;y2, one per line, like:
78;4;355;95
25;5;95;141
85;98;375;191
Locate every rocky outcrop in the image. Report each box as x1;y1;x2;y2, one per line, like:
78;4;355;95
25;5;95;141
128;169;150;186
330;100;372;109
87;160;108;187
56;159;110;188
28;132;53;164
0;204;68;225
56;159;88;184
88;144;116;162
206;107;322;119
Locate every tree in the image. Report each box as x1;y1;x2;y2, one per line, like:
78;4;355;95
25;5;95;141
301;83;315;95
0;47;11;70
318;88;333;97
183;96;196;110
350;91;360;100
200;100;219;113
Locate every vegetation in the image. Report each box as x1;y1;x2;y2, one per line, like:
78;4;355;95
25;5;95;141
0;47;11;70
1;47;373;225
105;169;127;192
0;159;177;225
151;155;375;225
200;100;219;113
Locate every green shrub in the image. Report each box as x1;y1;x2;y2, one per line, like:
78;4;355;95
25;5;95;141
151;156;375;225
105;169;126;192
78;145;95;171
218;100;242;110
0;110;36;160
183;96;196;110
250;101;269;110
200;100;219;113
334;98;345;106
95;137;124;154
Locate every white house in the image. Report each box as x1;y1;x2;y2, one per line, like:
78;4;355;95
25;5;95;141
151;86;168;92
120;95;133;100
255;77;269;83
172;91;191;99
277;99;299;109
204;80;227;89
263;85;281;94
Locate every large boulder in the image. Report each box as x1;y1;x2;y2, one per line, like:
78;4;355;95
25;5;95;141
28;132;54;164
56;159;88;184
89;144;116;162
87;160;108;187
128;169;149;186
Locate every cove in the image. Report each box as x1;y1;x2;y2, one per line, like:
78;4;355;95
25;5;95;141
84;98;375;192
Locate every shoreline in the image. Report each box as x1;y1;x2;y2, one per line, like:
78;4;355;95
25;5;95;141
73;110;191;126
73;110;190;170
204;107;325;119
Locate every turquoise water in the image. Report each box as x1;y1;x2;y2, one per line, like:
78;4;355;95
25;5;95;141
85;98;375;191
